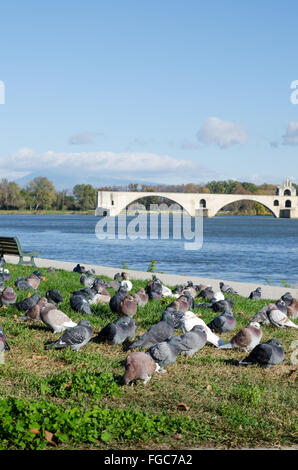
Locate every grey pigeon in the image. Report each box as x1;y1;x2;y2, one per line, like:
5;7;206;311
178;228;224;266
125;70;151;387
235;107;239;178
238;339;285;368
0;326;10;351
80;273;95;288
114;273;122;281
46;289;63;308
147;337;182;372
123;352;160;385
199;286;214;299
219;322;262;351
207;311;236;334
107;280;121;290
145;279;163;300
0;274;5;293
40;304;77;333
45;320;93;351
0;255;5;269
109;286;128;313
162;307;182;329
73;264;86;274
281;293;298;319
97;316;136;345
130;315;175;349
249;287;262;300
0;268;10;282
0;287;17;306
177;325;207;356
15;293;41;312
251;300;287;325
70;294;92;314
219;282;239;295
15;277;34;291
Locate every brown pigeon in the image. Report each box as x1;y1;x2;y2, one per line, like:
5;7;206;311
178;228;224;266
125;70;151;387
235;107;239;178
219;322;262;351
118;295;138;317
123;352;160;386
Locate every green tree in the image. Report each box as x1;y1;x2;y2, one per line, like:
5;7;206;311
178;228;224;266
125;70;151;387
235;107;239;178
73;184;97;210
27;177;56;210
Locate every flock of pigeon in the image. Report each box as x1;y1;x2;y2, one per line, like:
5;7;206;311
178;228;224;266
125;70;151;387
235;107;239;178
0;256;297;386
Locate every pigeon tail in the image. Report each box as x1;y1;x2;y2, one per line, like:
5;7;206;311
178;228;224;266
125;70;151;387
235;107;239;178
218;342;233;349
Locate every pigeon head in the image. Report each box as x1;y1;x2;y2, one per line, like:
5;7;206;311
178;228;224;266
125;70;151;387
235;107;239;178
32;270;43;279
267;338;282;347
275;300;287;312
78;320;92;329
121;272;129;280
219;282;224;289
248;321;261;329
256;287;262;293
281;293;293;306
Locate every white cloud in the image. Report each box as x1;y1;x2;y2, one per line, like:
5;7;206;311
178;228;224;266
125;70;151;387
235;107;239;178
68;131;102;145
282;121;298;146
0;148;216;184
197;117;247;149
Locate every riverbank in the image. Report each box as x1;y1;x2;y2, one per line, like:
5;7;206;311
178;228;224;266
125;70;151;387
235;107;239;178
4;255;297;299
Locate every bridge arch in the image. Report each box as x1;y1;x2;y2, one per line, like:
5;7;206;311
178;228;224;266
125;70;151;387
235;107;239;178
115;193;193;216
209;197;279;218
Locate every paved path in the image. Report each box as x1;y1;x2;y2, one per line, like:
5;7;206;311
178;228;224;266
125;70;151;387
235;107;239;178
5;255;298;301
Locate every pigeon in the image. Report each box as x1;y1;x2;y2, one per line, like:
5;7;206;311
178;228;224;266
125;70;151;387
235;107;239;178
162;307;182;329
80;273;95;288
107;280;120;290
249;287;262;300
118;295;138;317
0;268;10;282
121;279;132;292
26;272;41;290
89;286;111;305
0;287;17;306
207;311;236;334
40;304;77;333
268;309;298;329
47;267;55;273
20;297;48;321
73;264;86;274
219;322;262;351
15;293;41;312
14;277;34;291
114;273;122;281
172;284;184;296
92;278;109;291
97;316;136;345
177;325;207;356
70;294;92;315
109;286;128;313
72;287;95;300
147;337;182;372
281;293;298;320
212;298;234;313
46;289;63;308
123;352;160;385
238;339;285;368
133;288;148;307
169;293;193;313
210;291;225;303
199;286;214;299
161;284;173;297
45;320;93;351
179;311;225;347
0;326;10;351
219;282;239;296
145;279;163;300
0;274;5;293
130;315;175;349
0;255;5;269
251;300;287;325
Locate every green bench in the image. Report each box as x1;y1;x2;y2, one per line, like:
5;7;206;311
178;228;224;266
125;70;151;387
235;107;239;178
0;236;40;267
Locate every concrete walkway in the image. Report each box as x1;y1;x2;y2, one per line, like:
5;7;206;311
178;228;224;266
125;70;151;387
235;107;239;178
5;255;297;301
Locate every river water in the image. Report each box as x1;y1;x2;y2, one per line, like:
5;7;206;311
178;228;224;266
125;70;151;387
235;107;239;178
0;214;297;287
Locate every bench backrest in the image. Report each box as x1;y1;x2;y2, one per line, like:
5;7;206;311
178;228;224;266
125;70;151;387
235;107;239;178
0;236;21;256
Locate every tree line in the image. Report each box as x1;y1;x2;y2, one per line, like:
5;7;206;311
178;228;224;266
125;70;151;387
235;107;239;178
0;177;296;212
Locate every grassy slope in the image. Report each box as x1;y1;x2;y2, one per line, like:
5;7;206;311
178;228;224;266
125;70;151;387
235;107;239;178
0;264;297;449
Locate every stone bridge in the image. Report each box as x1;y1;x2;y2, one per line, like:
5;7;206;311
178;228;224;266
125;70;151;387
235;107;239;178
95;179;298;218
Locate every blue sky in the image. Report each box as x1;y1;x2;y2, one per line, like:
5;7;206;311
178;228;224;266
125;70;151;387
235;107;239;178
0;0;298;189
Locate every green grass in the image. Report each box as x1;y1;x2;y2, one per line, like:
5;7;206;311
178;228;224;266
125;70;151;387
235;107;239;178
0;263;297;450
